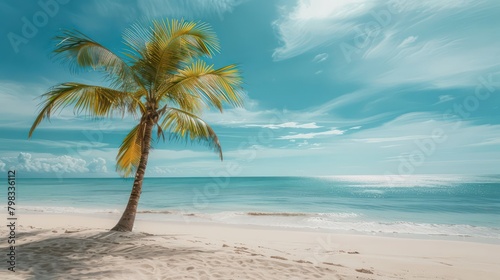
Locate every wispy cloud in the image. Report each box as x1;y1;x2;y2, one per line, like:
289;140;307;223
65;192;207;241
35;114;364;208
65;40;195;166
273;0;500;88
279;128;344;140
312;53;328;63
201;94;391;131
0;81;43;119
466;138;500;147
246;122;321;129
435;95;454;105
350;111;500;152
272;0;372;61
398;36;418;48
354;135;430;144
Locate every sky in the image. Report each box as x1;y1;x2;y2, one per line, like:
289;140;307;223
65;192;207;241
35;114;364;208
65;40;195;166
1;0;500;178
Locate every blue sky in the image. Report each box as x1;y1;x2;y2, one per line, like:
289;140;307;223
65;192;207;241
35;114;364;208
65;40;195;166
1;0;500;178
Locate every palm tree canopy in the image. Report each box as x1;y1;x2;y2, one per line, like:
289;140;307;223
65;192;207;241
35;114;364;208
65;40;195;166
29;18;244;177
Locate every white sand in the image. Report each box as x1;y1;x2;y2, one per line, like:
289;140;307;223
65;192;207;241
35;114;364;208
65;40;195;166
1;213;499;279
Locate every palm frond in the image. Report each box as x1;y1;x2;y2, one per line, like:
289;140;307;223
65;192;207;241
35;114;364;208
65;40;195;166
127;89;148;117
158;107;222;160
123;19;220;94
158;88;204;114
28;83;134;138
122;23;156;89
116;122;145;177
54;30;144;92
161;60;244;111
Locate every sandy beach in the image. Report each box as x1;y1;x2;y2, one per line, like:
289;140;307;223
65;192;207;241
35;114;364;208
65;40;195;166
0;213;498;280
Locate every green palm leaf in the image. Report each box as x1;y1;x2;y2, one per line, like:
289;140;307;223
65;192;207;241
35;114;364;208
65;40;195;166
158;107;222;160
29;83;132;138
54;30;143;92
116;122;146;177
162;60;244;111
123;19;220;96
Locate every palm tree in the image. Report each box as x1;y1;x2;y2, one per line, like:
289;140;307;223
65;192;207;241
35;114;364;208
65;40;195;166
28;19;244;232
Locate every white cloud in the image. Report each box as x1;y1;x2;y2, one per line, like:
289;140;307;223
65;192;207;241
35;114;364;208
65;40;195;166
273;0;477;60
435;95;455;104
279;128;344;139
398;35;418;48
273;0;373;60
0;153;109;174
16;152;88;173
312;53;329;63
298;140;309;147
87;157;108;173
200;88;393;130
246;122;321;129
273;0;500;88
300;88;372;116
198;91;395;133
355;135;430;144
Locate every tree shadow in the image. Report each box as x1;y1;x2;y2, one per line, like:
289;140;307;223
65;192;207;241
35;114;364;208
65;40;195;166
3;229;219;279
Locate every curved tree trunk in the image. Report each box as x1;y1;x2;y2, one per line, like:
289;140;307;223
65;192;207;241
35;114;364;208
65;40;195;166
111;118;154;232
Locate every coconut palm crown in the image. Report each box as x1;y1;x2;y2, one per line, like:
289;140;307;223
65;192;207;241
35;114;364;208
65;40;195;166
28;19;244;231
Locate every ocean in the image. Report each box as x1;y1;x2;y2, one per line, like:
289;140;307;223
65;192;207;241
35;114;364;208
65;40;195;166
10;175;500;242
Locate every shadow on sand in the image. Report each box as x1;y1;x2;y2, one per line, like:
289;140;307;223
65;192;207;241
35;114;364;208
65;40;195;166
3;229;218;279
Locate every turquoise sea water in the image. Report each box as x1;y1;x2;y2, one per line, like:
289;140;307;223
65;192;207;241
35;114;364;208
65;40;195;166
8;175;500;241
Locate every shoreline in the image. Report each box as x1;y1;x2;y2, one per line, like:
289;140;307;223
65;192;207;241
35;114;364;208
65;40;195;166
1;213;499;279
17;209;500;245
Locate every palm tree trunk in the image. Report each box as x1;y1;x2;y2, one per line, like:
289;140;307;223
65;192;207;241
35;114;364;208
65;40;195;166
111;118;154;232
